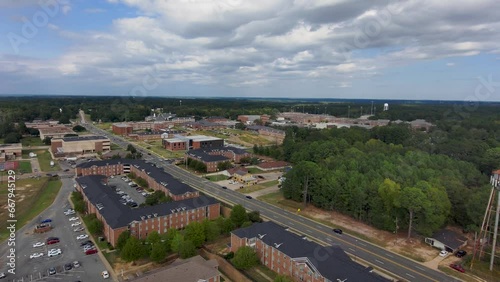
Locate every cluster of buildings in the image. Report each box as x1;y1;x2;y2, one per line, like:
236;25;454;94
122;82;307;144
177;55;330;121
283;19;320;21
0;143;21;162
231;221;389;282
276;112;434;131
51;135;111;158
75;159;220;246
185;145;252;172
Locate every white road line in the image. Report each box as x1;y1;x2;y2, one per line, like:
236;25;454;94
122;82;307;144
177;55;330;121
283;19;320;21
386;254;394;258
406;273;415;278
299;218;304;221
359;242;367;246
415;266;425;271
273;215;278;218
326;238;333;242
289;222;294;226
306;229;312;233
375;259;384;264
349;248;356;252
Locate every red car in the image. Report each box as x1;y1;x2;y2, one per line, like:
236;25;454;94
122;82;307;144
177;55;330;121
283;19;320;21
47;239;60;245
449;263;465;273
85;249;98;255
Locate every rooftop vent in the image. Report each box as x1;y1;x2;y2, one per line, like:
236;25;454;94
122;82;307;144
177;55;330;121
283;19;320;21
140;216;145;220
153;213;158;217
147;215;151;219
273;243;283;248
170;209;176;213
181;207;186;211
258;234;266;239
176;208;181;212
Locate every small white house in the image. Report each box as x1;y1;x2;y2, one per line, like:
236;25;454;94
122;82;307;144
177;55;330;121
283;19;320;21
425;229;467;253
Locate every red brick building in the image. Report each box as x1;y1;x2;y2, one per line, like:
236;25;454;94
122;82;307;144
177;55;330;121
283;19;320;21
128;131;163;141
231;222;389;282
112;123;133;135
75;159;220;246
163;135;224;151
185;146;251;172
76;159;199;201
162;138;187;151
51;135;110;158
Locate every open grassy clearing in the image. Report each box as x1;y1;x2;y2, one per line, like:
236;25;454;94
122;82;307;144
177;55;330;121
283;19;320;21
36;150;60;171
18;161;32;173
205;174;229;181
21;136;45;147
0;177;61;242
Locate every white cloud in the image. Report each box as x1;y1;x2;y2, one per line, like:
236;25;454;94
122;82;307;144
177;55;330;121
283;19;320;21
84;8;106;13
446;62;455;67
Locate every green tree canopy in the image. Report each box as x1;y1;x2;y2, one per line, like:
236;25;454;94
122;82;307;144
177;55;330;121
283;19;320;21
184;222;205;248
230;204;249;228
121;237;144;262
232;246;259;270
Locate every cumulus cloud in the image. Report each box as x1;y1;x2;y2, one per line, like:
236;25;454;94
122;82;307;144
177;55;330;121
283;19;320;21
2;0;500;97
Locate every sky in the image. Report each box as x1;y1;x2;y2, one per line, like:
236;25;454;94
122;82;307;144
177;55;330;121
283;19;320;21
0;0;499;100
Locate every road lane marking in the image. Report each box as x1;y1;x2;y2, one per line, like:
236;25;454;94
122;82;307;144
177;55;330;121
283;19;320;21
415;266;425;271
376;259;384;264
406;273;415;278
349;248;356;252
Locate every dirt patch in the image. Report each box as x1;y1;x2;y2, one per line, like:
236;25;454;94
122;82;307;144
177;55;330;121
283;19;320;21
295;203;437;262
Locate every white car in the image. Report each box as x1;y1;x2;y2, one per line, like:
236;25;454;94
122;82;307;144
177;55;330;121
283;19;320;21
76;234;89;240
64;210;75;215
439;250;449;257
48;249;62;257
102;270;109;279
69;217;79;221
30;252;44;259
33;242;45;248
71;221;82;227
74;227;84;232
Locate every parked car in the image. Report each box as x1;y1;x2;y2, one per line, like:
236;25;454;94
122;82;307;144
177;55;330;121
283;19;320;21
47;239;60;245
48;249;62;257
30;253;44;259
85;248;98;255
80;240;93;246
245;195;253;199
48;267;56;275
33;242;45;248
456;250;467;258
439;250;449;257
222;186;227;189
71;221;82;227
73;227;84;232
83;245;96;252
76;234;89;240
449;263;465;273
40;219;52;224
0;273;5;279
64;263;73;271
73;261;80;268
102;271;110;279
69;217;79;221
333;228;343;234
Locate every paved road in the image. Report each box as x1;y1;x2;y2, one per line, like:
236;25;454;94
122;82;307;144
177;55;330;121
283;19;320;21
82;117;459;282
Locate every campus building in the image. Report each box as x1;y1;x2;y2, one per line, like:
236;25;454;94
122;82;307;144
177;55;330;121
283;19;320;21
231;222;389;282
185;146;251;172
0;143;22;162
38;126;76;140
76;175;219;246
51;135;110;158
162;135;224;151
76;159;199;201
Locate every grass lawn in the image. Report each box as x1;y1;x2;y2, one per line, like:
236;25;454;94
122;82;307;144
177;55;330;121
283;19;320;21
205;174;229;181
248;167;265;174
0;178;61;242
239;134;274;146
243;265;277;282
110;143;122;150
18;161;32;173
261;180;279;187
134;140;185;159
238;184;268;194
95;122;113;130
37;150;60;172
21;136;45;147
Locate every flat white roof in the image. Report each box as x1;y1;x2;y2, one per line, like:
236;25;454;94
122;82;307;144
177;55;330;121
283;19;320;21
187;135;222;142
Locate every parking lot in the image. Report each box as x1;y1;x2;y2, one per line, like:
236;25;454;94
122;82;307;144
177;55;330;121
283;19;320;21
0;178;110;281
108;176;147;206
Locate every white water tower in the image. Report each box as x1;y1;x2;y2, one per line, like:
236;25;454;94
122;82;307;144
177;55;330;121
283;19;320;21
383;103;389;111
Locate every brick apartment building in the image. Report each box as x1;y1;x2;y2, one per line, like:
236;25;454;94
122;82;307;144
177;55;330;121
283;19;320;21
163;138;187;151
185;120;226;131
112;123;133;136
76;175;219;246
205;116;229;123
128;131;163;141
51;135;110;158
185;146;251;172
160;129;187;139
76;159;199;201
231;222;389;282
246;125;286;144
25;120;60;129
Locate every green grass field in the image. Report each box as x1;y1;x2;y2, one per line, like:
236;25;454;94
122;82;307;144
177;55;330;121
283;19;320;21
238;184;268;194
0;178;61;242
37;150;60;171
21;136;45;147
18;161;32;173
243;265;277;282
248;167;265;174
261;180;279;187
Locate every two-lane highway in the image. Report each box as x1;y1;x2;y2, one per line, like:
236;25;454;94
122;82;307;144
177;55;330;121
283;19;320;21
82;117;458;282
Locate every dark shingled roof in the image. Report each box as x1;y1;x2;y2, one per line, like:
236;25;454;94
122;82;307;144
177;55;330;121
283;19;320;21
76;159;196;195
76;175;218;229
62;135;109;142
187;150;229;162
431;229;467;250
232;222;389;282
